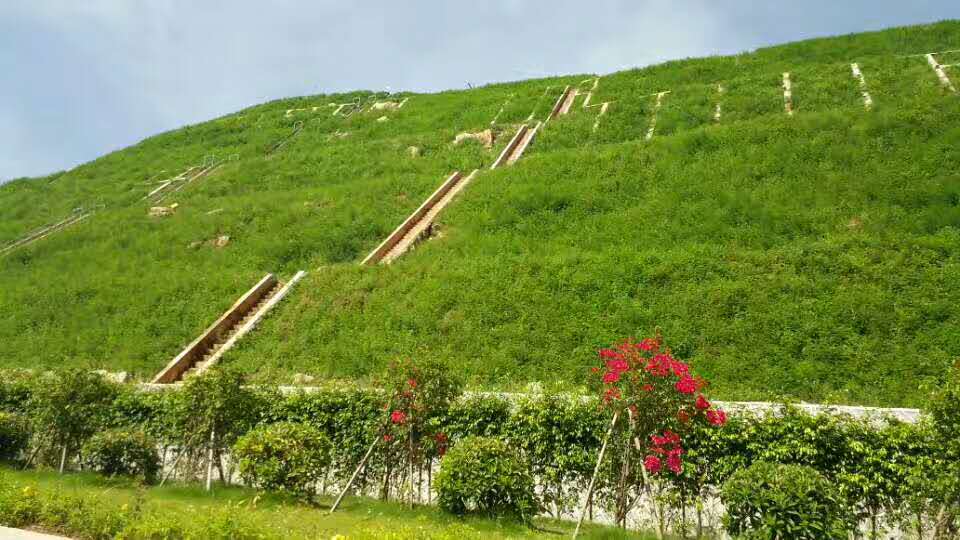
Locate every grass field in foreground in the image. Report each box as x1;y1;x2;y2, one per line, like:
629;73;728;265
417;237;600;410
0;467;654;540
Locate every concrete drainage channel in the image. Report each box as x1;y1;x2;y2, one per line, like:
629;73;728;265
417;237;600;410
151;271;307;384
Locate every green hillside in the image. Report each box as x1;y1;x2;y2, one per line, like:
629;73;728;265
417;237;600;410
2;21;959;406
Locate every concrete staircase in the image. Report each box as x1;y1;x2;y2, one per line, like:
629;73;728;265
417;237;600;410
362;170;479;265
151;271;306;384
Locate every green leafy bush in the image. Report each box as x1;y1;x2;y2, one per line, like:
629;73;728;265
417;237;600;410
233;421;332;498
0;413;28;461
27;369;119;470
81;428;160;484
721;462;851;540
435;436;537;520
0;371;34;414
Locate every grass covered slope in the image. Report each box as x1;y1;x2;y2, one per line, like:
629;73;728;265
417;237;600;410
1;21;959;405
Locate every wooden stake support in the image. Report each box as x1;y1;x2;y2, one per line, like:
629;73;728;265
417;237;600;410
573;411;620;539
330;433;381;513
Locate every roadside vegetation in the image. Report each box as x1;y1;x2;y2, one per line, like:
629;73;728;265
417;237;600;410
1;340;958;538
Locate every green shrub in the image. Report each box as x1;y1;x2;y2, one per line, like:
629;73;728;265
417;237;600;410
0;371;34;413
0;413;29;461
27;369;120;468
233;421;332;498
435;436;537;520
81;429;160;484
721;462;851;540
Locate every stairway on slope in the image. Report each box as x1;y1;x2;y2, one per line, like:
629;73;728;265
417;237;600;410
181;280;283;380
151;271;307;384
362;171;480;265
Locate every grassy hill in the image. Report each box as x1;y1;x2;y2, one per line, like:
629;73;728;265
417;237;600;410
2;21;959;406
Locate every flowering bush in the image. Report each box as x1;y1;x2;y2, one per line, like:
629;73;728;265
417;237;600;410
590;333;726;529
593;334;726;476
377;358;463;502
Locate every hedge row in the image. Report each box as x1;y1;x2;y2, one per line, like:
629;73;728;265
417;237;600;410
1;367;958;537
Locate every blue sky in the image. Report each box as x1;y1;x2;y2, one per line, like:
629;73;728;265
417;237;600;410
1;1;958;182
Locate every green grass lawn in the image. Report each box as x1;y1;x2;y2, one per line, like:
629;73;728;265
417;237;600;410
1;21;959;406
0;467;653;539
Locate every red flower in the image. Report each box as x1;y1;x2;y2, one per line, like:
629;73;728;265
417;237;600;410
642;384;654;392
675;376;697;395
408;379;418;388
599;348;621;359
590;367;600;374
606;359;630;373
644;455;662;474
383;434;393;442
695;395;711;410
390;410;407;424
638;338;658;352
651;430;679;447
645;355;672;377
602;371;620;384
602;388;621;403
667;453;683;474
664;430;680;445
670;360;690;377
707;408;727;426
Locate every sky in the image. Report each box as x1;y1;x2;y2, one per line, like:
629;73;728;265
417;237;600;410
1;1;958;182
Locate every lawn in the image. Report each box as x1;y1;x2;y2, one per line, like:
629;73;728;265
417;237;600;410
0;467;654;539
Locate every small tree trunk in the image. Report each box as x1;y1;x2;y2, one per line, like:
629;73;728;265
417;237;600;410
697;502;704;539
59;444;68;474
616;436;631;527
216;449;228;486
408;425;414;509
637;443;664;540
205;430;215;492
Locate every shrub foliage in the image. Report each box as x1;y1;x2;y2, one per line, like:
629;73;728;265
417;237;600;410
435;436;537;520
233;421;332;498
722;462;851;540
81;428;160;484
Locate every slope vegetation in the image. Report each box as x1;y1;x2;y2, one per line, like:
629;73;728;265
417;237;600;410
2;21;959;405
